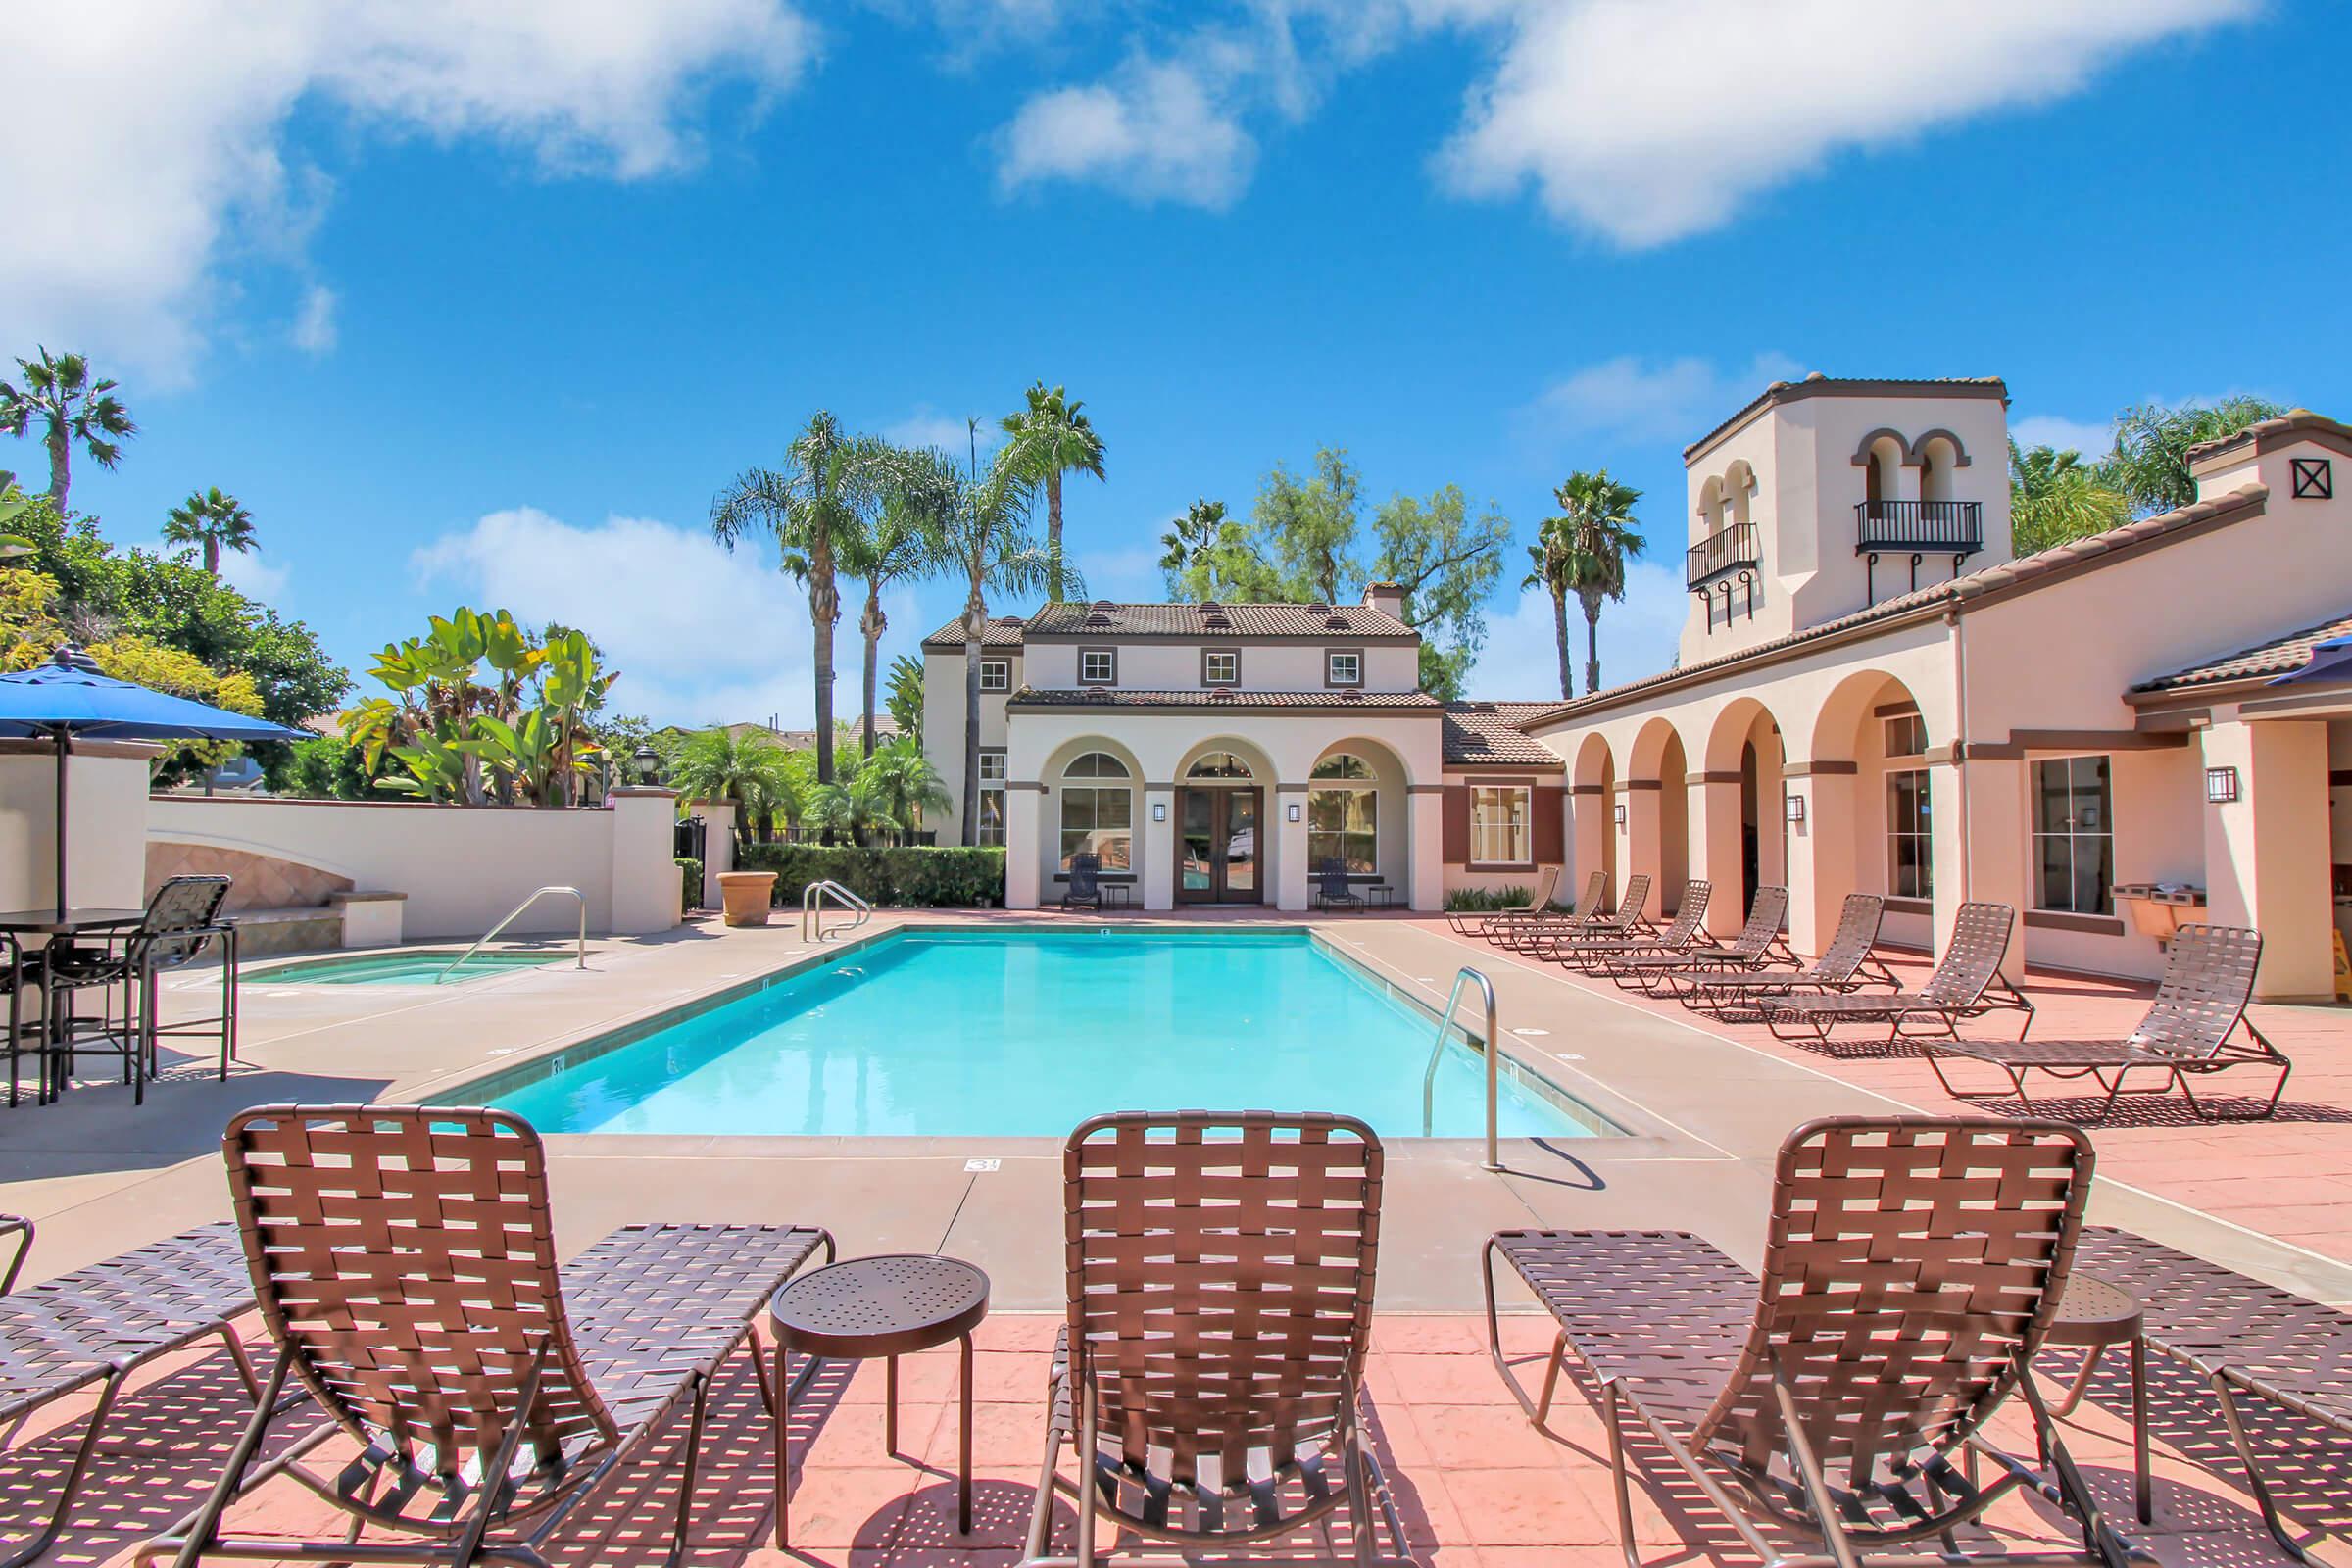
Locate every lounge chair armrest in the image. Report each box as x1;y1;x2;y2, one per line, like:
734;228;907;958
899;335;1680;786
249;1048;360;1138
0;1213;32;1293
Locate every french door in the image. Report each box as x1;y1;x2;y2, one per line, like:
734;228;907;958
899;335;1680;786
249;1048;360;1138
1176;788;1262;904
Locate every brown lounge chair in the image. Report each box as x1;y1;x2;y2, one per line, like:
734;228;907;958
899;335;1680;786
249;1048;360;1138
0;1213;258;1568
2076;1226;2351;1564
1611;884;1791;997
1685;892;1897;1016
1928;923;2288;1121
1763;900;2034;1047
142;1105;835;1568
1483;1116;2137;1568
1496;871;1650;955
1447;864;1564;937
1020;1111;1415;1567
1538;879;1711;975
1063;851;1105;910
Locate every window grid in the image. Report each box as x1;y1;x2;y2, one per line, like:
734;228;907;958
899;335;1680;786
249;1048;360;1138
2031;756;2114;915
979;659;1009;692
1469;786;1531;866
1079;649;1116;685
1325;650;1361;686
1886;767;1932;900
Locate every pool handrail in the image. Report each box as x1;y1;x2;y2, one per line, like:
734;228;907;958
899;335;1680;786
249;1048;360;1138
1423;965;1502;1171
438;886;586;984
801;879;872;943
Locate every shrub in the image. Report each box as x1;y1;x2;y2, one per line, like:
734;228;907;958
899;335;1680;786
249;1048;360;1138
676;856;704;908
735;843;1004;907
1444;885;1533;913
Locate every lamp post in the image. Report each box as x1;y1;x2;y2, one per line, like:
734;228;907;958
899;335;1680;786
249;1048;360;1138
632;744;661;786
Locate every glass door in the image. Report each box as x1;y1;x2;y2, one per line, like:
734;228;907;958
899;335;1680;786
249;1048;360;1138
1174;788;1263;903
1178;790;1216;902
1223;790;1259;900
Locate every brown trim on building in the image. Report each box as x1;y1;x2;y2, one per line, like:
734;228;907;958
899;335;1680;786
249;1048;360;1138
1685;769;1743;785
1782;760;1859;778
977;656;1013;693
2233;688;2352;720
1004;696;1443;717
1405;783;1446;795
1008;780;1048;792
1462;776;1541;872
1022;631;1418;647
1873;699;1921;718
1200;646;1241;686
2024;908;2128;937
1619;777;1664;791
2331;770;2352;788
1275;782;1310;794
1076;646;1118;686
1882;896;1933;917
1569;782;1606;796
2133;706;2211;731
1323;647;1364;687
1919;729;2191;763
1685;377;2008;465
2187;415;2352;474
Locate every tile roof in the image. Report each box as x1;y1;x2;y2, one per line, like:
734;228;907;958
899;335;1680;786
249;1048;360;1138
1023;601;1417;640
1004;687;1443;711
919;615;1029;651
1685;374;2008;461
1442;702;1566;766
1520;482;2273;731
2131;610;2352;694
2184;408;2352;465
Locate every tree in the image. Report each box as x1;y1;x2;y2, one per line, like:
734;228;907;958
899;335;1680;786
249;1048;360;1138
885;653;926;743
2103;397;2287;515
0;349;135;508
1547;470;1646;697
858;734;951;833
2008;440;2132;557
1368;485;1509;700
1251;449;1361;603
843;447;945;759
668;726;799;848
163;486;257;576
710;412;878;786
1522;522;1576;701
999;382;1103;603
1158;498;1279;601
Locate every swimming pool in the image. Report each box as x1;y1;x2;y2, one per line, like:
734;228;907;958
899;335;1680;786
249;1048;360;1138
252;950;571;986
477;928;1608;1139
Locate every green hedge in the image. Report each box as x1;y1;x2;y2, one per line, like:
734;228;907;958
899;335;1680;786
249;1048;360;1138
676;857;704;908
735;844;1004;907
1444;885;1535;913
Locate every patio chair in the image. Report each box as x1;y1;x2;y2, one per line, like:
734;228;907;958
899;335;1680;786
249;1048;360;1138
1611;884;1792;997
1477;866;1598;946
1446;865;1562;937
1020;1111;1415;1567
1483;1116;2136;1568
1761;901;2034;1048
1538;879;1710;976
0;1211;259;1568
141;1105;836;1568
1499;871;1650;954
1062;851;1104;910
1315;857;1368;912
2076;1225;2352;1564
43;874;235;1103
1684;893;1898;1017
1926;923;2288;1120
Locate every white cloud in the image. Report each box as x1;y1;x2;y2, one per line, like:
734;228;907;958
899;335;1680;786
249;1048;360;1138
291;284;338;355
1467;564;1685;702
0;0;813;381
2010;414;2115;457
997;57;1254;208
1436;0;2252;247
1519;352;1802;447
411;506;818;728
883;405;998;458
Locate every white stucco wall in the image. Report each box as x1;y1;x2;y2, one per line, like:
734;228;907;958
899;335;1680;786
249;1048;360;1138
1018;640;1418;691
922;646;1017;845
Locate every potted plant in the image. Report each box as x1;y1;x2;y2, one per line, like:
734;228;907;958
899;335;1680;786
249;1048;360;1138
715;869;777;926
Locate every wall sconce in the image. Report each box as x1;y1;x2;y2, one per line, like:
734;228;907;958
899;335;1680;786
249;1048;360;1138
1152;801;1167;822
1785;793;1806;825
1286;802;1301;823
1612;802;1627;829
2205;765;2240;804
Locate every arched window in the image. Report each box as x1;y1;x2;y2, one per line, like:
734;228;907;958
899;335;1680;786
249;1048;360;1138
1186;752;1253;779
1059;752;1133;870
1307;753;1377;873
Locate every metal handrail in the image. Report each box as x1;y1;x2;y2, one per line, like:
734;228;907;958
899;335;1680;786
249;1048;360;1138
1686;519;1761;587
438;885;586;984
801;879;873;943
1422;965;1502;1171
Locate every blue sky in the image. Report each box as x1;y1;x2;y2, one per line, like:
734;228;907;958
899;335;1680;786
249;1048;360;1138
7;0;2345;727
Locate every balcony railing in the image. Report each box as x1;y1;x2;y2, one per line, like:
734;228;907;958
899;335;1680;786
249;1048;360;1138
1855;499;1983;556
1686;520;1760;588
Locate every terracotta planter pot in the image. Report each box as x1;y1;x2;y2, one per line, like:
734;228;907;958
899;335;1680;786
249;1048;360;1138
716;871;777;927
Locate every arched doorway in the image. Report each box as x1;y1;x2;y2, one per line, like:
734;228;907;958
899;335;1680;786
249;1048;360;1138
1175;745;1268;904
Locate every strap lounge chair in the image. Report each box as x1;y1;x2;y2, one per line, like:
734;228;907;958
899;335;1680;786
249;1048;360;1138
1314;857;1368;911
1611;885;1792;997
143;1105;835;1568
44;873;235;1103
1927;923;2287;1120
0;1213;258;1568
1500;872;1650;955
1538;880;1711;975
1685;893;1897;1017
1447;864;1563;937
1020;1111;1414;1567
1062;851;1105;911
2075;1226;2352;1564
1762;901;2034;1048
1483;1116;2136;1568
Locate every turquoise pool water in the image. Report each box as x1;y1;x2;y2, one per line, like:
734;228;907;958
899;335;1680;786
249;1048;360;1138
482;928;1604;1139
254;950;569;986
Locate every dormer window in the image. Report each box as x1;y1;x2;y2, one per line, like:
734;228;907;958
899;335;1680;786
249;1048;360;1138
1202;649;1240;686
1325;649;1362;687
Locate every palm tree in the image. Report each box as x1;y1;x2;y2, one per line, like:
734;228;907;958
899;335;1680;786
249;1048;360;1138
859;734;951;833
667;727;799;851
0;348;136;508
1548;470;1646;697
842;446;949;759
2008;440;2132;556
2103;397;2286;514
885;652;926;743
163;486;257;575
710;413;878;785
1000;382;1103;603
1521;519;1576;700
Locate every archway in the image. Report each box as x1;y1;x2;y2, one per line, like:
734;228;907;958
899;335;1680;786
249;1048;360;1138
1037;737;1147;906
1700;699;1786;925
1172;738;1279;904
1809;668;1936;950
1306;737;1414;906
1571;732;1617;907
1629;717;1690;918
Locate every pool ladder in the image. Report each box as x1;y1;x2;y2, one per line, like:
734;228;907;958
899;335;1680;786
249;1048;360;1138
802;879;872;944
439;886;587;984
1422;966;1502;1171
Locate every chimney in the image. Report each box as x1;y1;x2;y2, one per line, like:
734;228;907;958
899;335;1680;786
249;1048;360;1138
1361;581;1406;620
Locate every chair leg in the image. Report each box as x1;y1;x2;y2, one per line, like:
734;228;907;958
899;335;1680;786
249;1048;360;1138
0;1368;124;1568
663;1369;710;1568
168;1353;292;1568
1600;1382;1646;1568
2209;1372;2310;1563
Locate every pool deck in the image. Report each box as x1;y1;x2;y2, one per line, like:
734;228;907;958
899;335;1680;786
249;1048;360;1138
4;907;2350;1566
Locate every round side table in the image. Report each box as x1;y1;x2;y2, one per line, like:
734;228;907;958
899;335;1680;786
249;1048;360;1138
2043;1273;2150;1524
770;1252;990;1545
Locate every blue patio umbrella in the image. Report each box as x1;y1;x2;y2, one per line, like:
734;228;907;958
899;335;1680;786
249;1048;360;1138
0;645;310;913
2264;633;2352;689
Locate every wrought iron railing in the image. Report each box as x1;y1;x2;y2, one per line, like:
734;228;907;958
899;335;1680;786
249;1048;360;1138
1686;520;1760;587
1855;499;1983;555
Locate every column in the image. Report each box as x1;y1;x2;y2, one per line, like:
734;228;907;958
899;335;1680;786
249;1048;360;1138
1783;769;1857;958
607;785;682;934
1141;786;1175;911
1407;786;1444;911
1684;771;1745;937
1621;780;1664;918
2202;718;2333;1001
1275;785;1310;911
1929;755;2029;981
1004;785;1044;909
1570;785;1609;908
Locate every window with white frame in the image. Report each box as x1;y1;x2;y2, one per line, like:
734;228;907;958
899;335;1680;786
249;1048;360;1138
1470;785;1531;866
1884;713;1931;900
2032;756;2113;914
1202;649;1239;685
1059;751;1133;870
979;659;1010;692
1306;752;1377;873
1325;649;1361;686
1079;648;1117;685
976;750;1006;847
